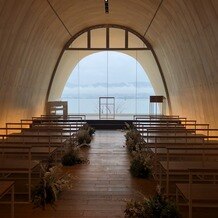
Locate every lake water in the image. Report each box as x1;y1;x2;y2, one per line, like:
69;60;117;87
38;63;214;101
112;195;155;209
62;98;151;115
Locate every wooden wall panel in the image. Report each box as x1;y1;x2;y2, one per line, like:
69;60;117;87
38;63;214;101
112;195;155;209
0;0;70;126
0;0;218;129
49;0;161;36
147;0;218;128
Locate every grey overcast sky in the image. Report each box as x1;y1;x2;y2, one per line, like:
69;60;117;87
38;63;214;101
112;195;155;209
61;51;155;99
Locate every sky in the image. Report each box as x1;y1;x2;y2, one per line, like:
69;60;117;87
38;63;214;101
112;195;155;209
61;51;155;100
61;51;156;114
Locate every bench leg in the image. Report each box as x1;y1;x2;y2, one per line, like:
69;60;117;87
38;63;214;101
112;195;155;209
11;185;14;218
29;171;31;203
189;200;192;218
176;188;178;204
166;171;169;197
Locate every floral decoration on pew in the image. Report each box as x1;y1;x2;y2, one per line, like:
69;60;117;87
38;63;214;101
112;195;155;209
61;146;89;166
124;123;145;153
130;152;152;179
80;123;95;137
61;124;92;166
124;186;181;218
124;123;152;179
76;124;95;146
31;161;73;210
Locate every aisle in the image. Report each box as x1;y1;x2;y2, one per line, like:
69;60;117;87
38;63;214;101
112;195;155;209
0;130;156;218
60;130;156;217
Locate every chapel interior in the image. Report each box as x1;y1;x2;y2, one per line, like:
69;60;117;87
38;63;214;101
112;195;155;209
0;1;218;218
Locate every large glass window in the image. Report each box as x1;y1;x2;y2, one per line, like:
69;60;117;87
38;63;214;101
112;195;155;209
61;51;155;118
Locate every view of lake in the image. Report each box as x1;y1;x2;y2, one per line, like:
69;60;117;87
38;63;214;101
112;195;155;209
61;51;156;116
62;98;150;115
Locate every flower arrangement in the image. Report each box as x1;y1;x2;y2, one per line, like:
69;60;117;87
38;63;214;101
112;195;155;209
124;187;180;218
76;129;92;145
130;152;152;178
80;123;95;137
32;164;73;210
125;198;147;217
124;123;145;152
61;147;88;166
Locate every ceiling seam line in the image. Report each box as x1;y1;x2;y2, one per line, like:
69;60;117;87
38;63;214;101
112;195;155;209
47;0;72;37
143;0;164;37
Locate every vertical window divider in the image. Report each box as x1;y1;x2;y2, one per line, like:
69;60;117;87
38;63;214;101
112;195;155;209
135;50;138;115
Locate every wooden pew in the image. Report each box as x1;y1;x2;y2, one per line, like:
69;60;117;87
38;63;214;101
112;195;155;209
39;114;86;120
133;121;207;129
133;115;218;211
158;146;218;197
135;125;218;147
176;168;218;218
11;120;85;127
0;145;39;202
133;115;180;119
142;134;206;144
134;116;196;124
133;119;218;187
0;181;15;218
0;121;84;158
0;116;86;205
0;126;77;138
2;123;81;141
133;115;189;124
0;134;66;144
0;133;69;161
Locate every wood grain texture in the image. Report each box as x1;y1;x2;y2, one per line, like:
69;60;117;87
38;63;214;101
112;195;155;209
0;0;217;128
0;130;157;218
0;0;70;126
147;0;218;128
48;0;161;36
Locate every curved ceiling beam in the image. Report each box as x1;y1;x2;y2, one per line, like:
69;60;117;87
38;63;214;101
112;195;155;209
46;24;172;114
65;24;152;49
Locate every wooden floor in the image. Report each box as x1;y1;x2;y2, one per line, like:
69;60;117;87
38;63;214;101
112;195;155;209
0;130;156;218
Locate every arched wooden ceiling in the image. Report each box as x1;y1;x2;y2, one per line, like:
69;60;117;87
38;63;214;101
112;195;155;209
48;25;169;114
0;0;217;127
